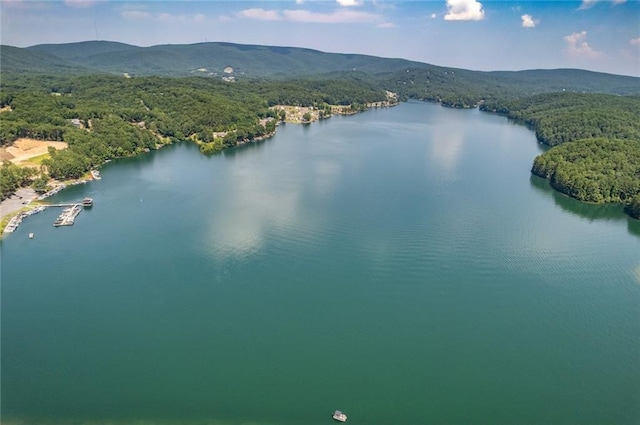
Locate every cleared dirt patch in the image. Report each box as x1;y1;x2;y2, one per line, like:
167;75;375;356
272;105;320;123
0;139;67;165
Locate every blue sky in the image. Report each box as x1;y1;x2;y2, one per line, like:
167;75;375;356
1;0;639;76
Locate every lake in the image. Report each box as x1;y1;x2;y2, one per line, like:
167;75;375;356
2;101;639;425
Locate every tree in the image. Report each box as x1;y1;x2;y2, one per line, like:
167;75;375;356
625;195;640;220
0;160;36;200
32;173;50;193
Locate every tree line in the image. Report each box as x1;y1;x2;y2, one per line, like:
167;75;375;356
482;93;640;218
2;73;639;219
0;73;388;199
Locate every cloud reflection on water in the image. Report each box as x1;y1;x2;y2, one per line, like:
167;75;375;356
205;165;301;257
203;150;345;259
426;124;465;181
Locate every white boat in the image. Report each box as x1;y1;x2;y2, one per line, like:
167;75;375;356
332;410;347;422
29;233;34;239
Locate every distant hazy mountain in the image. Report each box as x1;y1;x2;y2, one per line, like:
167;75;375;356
2;41;638;98
22;40;425;78
0;45;91;75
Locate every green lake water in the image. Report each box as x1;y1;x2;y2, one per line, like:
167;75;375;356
2;101;639;425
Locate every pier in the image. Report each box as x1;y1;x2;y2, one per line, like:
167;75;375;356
2;198;94;233
54;204;82;227
52;198;92;227
3;206;47;233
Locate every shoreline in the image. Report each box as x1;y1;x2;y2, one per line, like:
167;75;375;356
1;98;637;237
0;175;97;238
21;96;630;238
1;188;40;238
1;187;39;218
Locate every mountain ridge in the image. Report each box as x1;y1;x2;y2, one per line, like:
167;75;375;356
1;41;638;101
0;40;630;81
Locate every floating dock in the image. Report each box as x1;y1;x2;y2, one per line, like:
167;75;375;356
3;206;47;233
3;198;94;233
48;199;92;227
37;184;66;201
53;204;82;227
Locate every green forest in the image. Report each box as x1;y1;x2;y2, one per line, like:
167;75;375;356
532;138;640;202
1;41;639;219
480;93;640;146
481;93;640;218
0;73;387;185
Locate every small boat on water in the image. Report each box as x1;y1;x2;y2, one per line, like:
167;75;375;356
82;197;93;207
91;170;101;180
29;233;34;239
332;410;347;422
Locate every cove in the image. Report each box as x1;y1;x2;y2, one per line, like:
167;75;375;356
1;101;639;425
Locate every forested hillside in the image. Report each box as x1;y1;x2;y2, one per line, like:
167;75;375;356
0;73;388;187
377;68;640;108
3;41;638;102
0;45;90;75
481;93;640;217
481;93;640;146
532;138;639;203
1;41;639;219
24;41;424;79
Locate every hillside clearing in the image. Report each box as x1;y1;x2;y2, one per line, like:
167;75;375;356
0;139;67;165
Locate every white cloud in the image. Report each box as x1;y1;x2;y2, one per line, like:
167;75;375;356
431;13;437;18
283;9;380;23
236;7;382;24
122;10;152;20
296;0;305;3
337;0;364;6
237;8;282;21
377;22;396;28
119;3;148;11
1;0;45;9
64;0;97;8
579;0;626;9
444;0;485;21
630;37;640;47
578;0;597;9
564;31;602;59
157;13;175;22
121;10;206;23
521;14;536;28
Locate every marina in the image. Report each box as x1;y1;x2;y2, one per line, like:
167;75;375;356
3;206;47;233
3;199;94;233
54;204;82;227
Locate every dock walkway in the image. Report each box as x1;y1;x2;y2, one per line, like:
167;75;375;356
3;206;47;233
3;198;93;233
54;204;82;227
